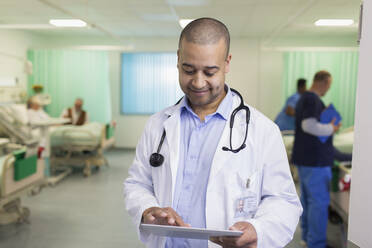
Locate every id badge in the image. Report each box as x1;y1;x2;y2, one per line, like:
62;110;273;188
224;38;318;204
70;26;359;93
234;192;257;218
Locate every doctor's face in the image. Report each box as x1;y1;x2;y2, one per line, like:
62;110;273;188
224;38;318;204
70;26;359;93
177;38;231;110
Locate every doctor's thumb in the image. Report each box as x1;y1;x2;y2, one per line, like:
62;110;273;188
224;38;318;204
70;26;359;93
229;225;241;231
229;221;248;231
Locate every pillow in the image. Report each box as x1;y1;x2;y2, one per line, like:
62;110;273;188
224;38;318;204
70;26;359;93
0;107;15;124
9;104;29;125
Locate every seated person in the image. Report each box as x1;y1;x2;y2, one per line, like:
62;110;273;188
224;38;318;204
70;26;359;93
27;96;50;124
275;78;307;131
60;98;89;126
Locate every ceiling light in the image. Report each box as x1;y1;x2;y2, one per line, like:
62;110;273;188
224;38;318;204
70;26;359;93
179;19;194;29
49;19;87;27
314;19;354;26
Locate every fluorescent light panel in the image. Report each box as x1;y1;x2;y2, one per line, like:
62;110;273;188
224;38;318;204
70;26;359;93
49;19;87;27
315;19;354;26
179;19;194;28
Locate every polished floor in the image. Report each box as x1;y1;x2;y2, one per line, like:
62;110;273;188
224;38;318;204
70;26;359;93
0;149;346;248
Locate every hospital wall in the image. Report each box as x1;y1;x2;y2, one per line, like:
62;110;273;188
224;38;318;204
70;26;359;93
107;35;357;148
37;36;265;148
348;0;372;246
4;31;357;148
0;29;47;99
110;38;263;148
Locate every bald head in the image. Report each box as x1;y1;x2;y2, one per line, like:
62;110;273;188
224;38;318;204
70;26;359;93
179;17;230;58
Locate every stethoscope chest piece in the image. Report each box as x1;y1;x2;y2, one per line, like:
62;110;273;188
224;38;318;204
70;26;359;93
149;129;167;167
149;153;164;167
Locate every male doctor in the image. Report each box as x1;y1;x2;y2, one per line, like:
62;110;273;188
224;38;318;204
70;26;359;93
124;18;302;248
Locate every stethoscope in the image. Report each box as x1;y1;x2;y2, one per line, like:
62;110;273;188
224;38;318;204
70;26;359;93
149;88;250;167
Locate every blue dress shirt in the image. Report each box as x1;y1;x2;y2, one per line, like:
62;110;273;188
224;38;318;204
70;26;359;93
165;89;233;248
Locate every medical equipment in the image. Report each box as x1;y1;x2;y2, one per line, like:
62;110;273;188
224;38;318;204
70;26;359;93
149;88;250;167
0;104;40;146
0;77;26;104
50;123;115;178
140;223;243;240
0;144;44;225
330;162;351;223
221;89;250;153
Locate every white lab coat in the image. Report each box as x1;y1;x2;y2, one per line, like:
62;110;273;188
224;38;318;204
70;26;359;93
124;93;302;248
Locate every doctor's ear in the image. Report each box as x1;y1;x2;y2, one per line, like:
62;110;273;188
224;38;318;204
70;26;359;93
225;54;232;73
177;50;181;68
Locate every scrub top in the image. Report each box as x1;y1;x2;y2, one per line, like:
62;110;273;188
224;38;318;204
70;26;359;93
292;91;334;166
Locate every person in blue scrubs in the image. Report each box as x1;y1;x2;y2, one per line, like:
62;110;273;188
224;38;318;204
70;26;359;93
292;71;341;248
275;78;307;131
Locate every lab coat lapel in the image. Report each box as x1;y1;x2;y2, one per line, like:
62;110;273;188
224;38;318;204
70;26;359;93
209;95;243;180
163;107;181;200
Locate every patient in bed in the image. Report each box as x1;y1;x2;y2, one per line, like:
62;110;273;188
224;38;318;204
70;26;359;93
60;98;89;126
27;96;50;124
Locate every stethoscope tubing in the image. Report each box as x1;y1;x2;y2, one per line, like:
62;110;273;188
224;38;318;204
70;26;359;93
149;88;250;167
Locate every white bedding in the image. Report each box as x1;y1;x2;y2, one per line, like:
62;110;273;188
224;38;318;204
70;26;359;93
282;130;354;155
0;105;33;140
50;122;103;147
333;131;354;154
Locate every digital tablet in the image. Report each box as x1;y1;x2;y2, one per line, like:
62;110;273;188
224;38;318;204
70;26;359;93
140;224;243;240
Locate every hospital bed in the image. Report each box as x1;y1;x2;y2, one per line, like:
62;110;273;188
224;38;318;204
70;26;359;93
0;141;45;225
50;122;115;178
282;127;354;161
0;104;69;146
0;104;40;146
330;162;351;224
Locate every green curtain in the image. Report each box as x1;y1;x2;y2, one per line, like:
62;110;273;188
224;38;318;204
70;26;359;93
282;51;359;128
27;50;111;123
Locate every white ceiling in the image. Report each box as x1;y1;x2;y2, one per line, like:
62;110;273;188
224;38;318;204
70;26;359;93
0;0;362;40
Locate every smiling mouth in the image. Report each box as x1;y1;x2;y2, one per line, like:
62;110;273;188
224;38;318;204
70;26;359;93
189;88;209;95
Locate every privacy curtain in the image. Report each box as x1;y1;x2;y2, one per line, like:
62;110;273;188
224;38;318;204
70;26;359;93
282;51;359;128
27;50;111;123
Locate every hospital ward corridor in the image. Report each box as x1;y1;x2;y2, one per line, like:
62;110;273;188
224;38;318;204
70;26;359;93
0;149;346;248
1;0;372;247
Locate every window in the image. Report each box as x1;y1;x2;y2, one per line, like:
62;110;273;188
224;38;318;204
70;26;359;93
121;52;183;114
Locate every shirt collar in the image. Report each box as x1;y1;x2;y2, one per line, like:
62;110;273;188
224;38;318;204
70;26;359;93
180;85;233;121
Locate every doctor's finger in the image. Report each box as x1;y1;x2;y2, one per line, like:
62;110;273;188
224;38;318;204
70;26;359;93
151;208;168;219
173;214;190;227
168;212;190;227
210;236;224;246
163;209;189;226
143;209;167;223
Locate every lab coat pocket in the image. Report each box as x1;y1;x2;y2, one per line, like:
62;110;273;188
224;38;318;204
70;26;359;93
233;171;259;219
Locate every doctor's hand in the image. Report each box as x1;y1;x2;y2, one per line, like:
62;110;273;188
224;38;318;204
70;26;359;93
210;221;257;248
142;207;191;227
331;118;341;133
